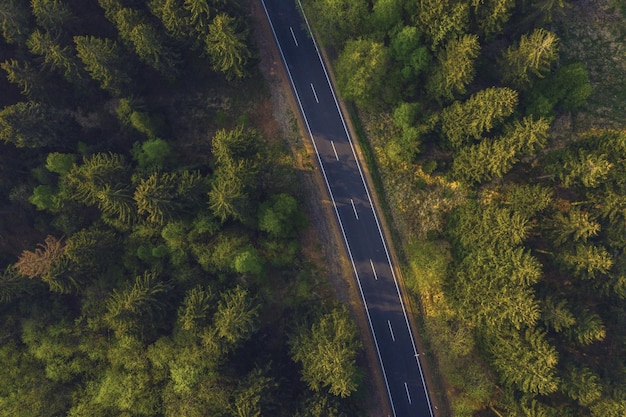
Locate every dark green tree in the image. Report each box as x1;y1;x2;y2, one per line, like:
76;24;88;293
0;0;31;44
27;30;83;81
0;101;78;149
417;0;469;48
307;0;369;45
489;328;560;395
204;14;251;80
335;38;391;107
501;28;559;87
114;8;181;78
1;59;48;99
74;36;131;95
212;286;259;347
427;34;480;101
441;87;518;149
258;193;306;239
289;306;362;397
104;271;171;337
30;0;78;36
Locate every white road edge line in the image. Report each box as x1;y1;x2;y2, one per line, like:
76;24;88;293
289;26;298;46
405;382;412;404
370;259;378;280
296;1;434;416
387;320;395;341
351;198;359;219
331;140;339;160
310;83;319;103
261;2;398;416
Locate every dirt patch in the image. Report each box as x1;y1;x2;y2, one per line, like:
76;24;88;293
248;1;391;415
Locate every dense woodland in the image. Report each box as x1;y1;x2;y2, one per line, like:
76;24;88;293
0;1;367;416
303;0;626;416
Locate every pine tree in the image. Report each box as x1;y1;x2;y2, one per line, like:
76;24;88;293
204;14;251;80
427;34;480;101
289;306;362;397
501;28;559;87
178;286;214;332
30;0;78;36
417;0;469;48
490;328;560;395
441;87;518;149
0;0;31;44
74;35;131;95
212;286;259;347
27;30;83;81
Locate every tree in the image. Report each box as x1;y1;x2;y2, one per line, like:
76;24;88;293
289;306;362;397
230;368;273;417
501;28;559;87
14;235;74;293
0;341;69;417
560;365;602;406
567;309;606;346
134;171;205;224
27;30;83;81
0;265;35;302
0;101;78;149
149;0;194;42
258;193;306;239
540;297;575;333
452;203;531;250
427;34;480;101
550;208;600;245
1;59;48;99
504;184;553;217
452;137;516;183
178;285;214;332
184;0;211;33
417;0;469;48
489;328;560;395
212;286;259;347
452;116;550;183
454;247;541;329
204;14;251;80
63;228;120;275
208;161;251;222
132;138;171;169
370;0;404;35
30;0;78;36
560;150;612;188
307;0;369;45
335;38;391;108
114;8;181;78
74;35;131;95
473;0;514;37
441;87;518;149
64;153;136;224
104;271;171;337
389;25;431;86
0;0;31;44
562;243;613;279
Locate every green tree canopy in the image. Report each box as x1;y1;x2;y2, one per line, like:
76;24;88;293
427;34;480;101
335;38;391;108
501;28;559;87
204;14;251;80
441;87;518;149
289;306;362;397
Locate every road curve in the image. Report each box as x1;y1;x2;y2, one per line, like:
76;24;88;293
259;1;435;416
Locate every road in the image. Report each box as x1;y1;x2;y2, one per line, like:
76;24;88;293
259;1;435;416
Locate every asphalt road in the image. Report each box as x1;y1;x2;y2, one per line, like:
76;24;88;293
259;1;435;416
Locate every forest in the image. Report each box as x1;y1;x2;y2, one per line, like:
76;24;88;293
302;0;626;416
0;1;367;416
